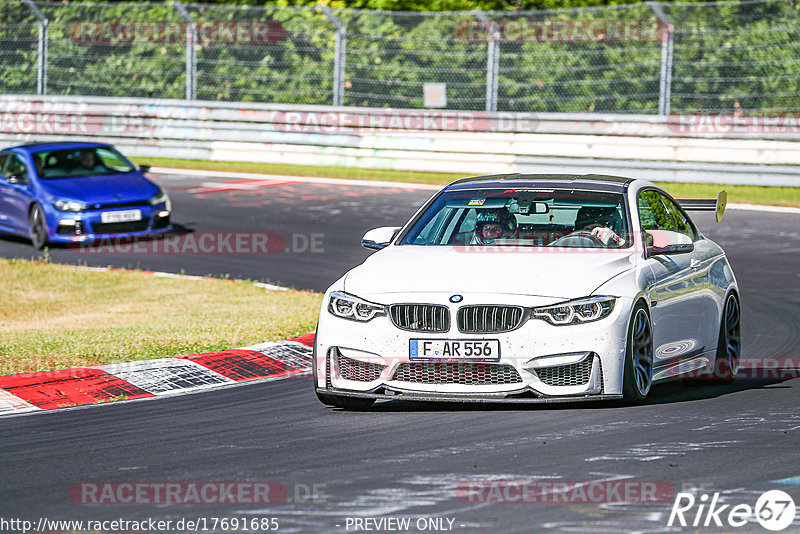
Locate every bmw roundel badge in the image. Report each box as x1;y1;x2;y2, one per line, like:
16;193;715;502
450;295;463;303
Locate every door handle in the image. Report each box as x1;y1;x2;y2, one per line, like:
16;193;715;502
690;259;702;270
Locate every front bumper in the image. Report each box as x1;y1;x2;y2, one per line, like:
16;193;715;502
46;205;171;243
315;294;633;401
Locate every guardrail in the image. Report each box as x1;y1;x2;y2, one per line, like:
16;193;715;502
1;95;799;186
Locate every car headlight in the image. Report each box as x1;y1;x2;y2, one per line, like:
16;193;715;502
52;199;88;212
149;189;171;211
328;291;386;322
532;296;616;326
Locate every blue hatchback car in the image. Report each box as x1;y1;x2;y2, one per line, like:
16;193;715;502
0;142;171;248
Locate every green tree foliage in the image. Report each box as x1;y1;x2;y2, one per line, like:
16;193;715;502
1;0;798;114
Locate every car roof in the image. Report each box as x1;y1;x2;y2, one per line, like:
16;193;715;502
446;173;636;193
2;141;110;154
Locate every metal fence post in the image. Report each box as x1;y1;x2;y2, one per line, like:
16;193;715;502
647;1;674;116
473;10;499;113
320;6;346;107
21;0;47;95
172;2;197;101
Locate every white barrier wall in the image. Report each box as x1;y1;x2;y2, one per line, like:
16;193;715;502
2;95;799;186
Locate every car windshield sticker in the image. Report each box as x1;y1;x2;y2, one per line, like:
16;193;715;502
468;199;486;206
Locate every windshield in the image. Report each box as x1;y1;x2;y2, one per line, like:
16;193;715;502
32;146;136;179
400;188;631;249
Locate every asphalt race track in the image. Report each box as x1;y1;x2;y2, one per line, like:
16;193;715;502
1;172;800;533
0;171;438;292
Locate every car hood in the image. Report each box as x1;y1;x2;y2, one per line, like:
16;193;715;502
343;246;638;301
37;173;158;204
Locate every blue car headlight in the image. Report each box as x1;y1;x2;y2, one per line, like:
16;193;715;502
52;200;88;212
148;189;171;211
328;291;386;322
532;296;616;326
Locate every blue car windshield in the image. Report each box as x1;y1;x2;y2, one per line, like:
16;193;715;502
32;147;136;179
400;188;632;249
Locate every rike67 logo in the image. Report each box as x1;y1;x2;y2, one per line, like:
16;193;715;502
668;490;796;531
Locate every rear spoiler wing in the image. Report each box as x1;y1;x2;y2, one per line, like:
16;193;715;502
678;190;727;222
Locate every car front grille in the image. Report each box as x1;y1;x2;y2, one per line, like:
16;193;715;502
389;304;450;333
392;362;522;385
457;305;525;333
337;354;385;382
90;219;150;235
95;200;150;210
535;356;595;387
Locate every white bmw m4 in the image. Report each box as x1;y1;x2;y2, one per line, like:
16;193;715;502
313;174;741;408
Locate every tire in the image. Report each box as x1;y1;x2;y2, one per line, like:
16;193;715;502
29;204;49;250
711;293;741;383
622;303;654;404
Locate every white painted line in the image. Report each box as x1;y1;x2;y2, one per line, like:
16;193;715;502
0;389;40;414
102;359;234;395
74;266;111;272
240;340;313;371
70;266;294;292
152;167;800;214
152;272;205;281
253;282;290;292
728;203;800;214
150;167;441;191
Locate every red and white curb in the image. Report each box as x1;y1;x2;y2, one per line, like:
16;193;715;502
0;333;314;417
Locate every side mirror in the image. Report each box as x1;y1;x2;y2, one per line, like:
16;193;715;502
362;226;401;250
139;164;151;173
646;230;694;256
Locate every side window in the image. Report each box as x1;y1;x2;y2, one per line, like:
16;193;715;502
661;195;697;240
456;209;477;234
638;190;675;231
96;148;131;172
413;207;453;245
0;155;7;176
1;154;29;181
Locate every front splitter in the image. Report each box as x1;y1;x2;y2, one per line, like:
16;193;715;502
317;386;623;404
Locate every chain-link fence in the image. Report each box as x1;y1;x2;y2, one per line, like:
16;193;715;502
1;0;799;114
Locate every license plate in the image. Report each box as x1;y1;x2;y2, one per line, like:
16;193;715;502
410;339;500;361
101;209;142;223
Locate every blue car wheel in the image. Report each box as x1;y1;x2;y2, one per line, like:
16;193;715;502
29;204;49;249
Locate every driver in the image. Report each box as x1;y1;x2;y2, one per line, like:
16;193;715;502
573;206;624;247
73;149;106;174
473;208;518;245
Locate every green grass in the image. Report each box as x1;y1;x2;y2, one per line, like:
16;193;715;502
136;157;466;186
0;258;322;375
135;157;800;208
